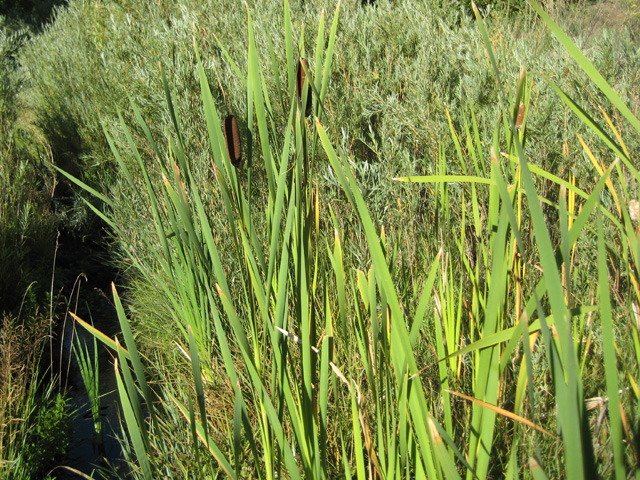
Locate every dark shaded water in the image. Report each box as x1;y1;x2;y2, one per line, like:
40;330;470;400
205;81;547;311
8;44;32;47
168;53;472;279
53;235;125;478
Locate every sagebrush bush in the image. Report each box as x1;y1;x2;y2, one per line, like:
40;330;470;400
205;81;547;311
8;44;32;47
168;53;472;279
18;0;637;234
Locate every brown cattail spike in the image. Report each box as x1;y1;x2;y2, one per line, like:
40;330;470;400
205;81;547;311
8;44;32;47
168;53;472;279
296;58;312;117
223;115;242;166
515;103;526;130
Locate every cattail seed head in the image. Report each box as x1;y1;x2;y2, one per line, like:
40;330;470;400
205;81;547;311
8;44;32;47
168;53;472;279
296;58;312;117
223;115;242;167
630;199;639;222
515;103;526;130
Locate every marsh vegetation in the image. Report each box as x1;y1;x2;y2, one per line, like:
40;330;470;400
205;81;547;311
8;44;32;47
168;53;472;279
2;0;640;478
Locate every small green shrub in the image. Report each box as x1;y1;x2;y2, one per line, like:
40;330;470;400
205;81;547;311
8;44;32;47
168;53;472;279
0;311;65;480
22;393;72;479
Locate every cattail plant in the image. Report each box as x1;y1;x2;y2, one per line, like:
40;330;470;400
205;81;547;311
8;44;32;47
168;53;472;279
296;58;312;117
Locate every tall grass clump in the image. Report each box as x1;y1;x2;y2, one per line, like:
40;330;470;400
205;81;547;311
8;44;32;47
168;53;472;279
68;1;344;476
0;310;72;479
73;323;104;454
65;0;640;478
388;1;640;476
529;1;640;475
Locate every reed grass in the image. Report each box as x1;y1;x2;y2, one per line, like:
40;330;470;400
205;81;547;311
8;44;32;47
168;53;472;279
72;321;104;453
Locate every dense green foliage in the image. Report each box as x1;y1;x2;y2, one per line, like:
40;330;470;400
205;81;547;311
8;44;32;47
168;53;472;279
16;0;639;234
0;0;66;30
2;0;640;477
0;14;56;312
0;312;71;479
22;393;71;478
0;3;72;477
